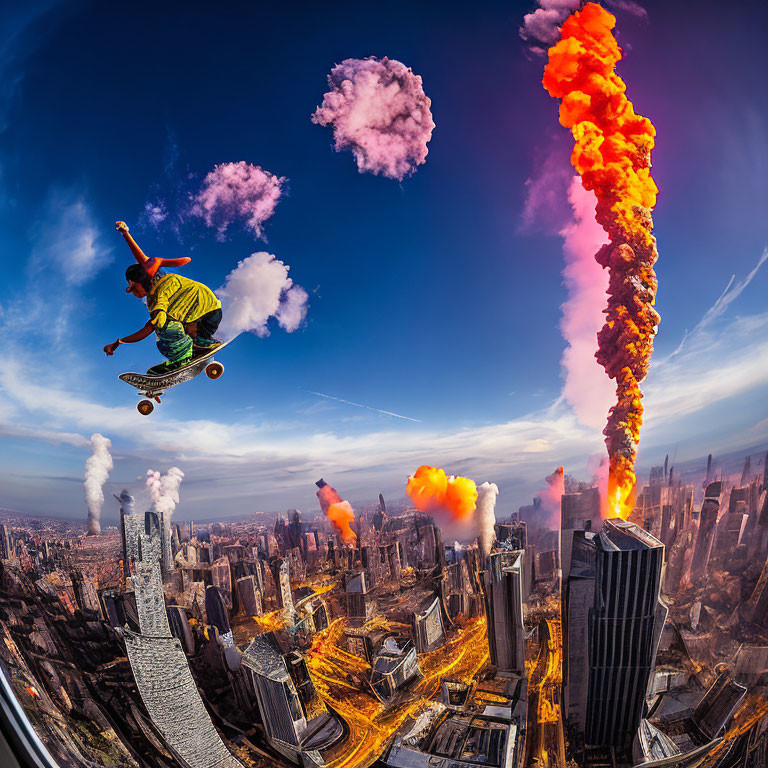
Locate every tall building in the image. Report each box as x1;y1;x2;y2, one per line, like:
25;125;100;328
241;636;341;766
563;519;666;762
560;487;602;584
271;557;295;619
133;512;172;636
211;555;233;607
236;575;263;617
690;482;722;582
345;571;373;626
123;508;244;768
412;596;446;653
115;490;141;579
0;523;11;559
483;549;526;677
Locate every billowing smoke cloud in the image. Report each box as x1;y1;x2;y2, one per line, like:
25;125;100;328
539;466;565;528
84;434;113;536
475;482;499;558
312;56;435;181
316;479;357;544
146;467;184;518
519;0;580;54
216;252;308;341
559;177;613;429
406;465;478;523
543;3;660;517
189;161;285;240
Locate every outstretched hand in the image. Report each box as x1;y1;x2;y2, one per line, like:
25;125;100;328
104;341;120;356
115;221;129;234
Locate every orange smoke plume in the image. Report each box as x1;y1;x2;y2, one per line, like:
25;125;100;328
406;465;478;522
543;3;659;519
327;501;357;544
316;479;357;543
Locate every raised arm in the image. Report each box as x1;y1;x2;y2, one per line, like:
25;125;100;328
115;220;191;272
115;221;150;265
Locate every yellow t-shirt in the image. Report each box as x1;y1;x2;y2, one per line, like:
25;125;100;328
148;273;222;329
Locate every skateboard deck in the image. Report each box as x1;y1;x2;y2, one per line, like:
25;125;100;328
119;339;233;414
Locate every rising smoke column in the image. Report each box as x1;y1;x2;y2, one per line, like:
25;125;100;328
84;434;113;536
312;57;435;181
539;466;565;528
146;468;184;517
406;466;478;523
542;3;660;518
315;479;357;544
146;468;184;572
475;482;499;557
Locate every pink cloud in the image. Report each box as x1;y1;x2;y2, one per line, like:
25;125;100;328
189;161;285;240
312;56;435;181
559;177;614;430
519;0;580;51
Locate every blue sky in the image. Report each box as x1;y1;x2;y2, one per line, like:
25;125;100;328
1;0;767;523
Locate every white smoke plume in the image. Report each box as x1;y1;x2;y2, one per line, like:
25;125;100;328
84;434;113;536
476;482;499;558
146;467;184;518
216;252;308;341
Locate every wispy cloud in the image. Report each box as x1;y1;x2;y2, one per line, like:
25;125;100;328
671;248;768;356
307;391;422;423
28;189;111;285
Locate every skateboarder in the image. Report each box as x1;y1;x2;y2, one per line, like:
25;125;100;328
103;222;223;375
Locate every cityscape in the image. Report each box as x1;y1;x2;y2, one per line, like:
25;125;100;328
1;1;767;767
1;450;768;768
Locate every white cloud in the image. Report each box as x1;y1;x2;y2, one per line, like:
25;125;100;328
28;189;111;286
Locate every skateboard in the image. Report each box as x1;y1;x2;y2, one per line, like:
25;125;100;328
119;339;233;415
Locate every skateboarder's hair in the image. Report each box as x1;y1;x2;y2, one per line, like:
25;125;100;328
125;263;162;292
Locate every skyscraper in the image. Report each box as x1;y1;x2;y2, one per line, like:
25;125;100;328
123;509;244;768
560;487;602;583
115;490;140;579
483;549;526;677
563;518;666;762
241;636;342;765
690;481;721;583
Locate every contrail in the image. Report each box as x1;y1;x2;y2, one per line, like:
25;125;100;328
307;390;422;423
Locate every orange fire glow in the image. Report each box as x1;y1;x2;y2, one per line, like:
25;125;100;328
328;501;357;544
317;481;358;543
406;465;477;522
543;2;660;519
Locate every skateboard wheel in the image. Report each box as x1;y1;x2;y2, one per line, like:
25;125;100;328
137;399;154;416
205;361;224;380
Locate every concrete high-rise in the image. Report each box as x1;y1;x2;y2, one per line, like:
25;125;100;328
122;508;244;768
563;518;666;762
690;481;721;583
560;487;602;584
483;549;526;678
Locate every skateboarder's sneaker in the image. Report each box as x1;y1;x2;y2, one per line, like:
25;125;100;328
146;352;193;376
193;338;223;355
